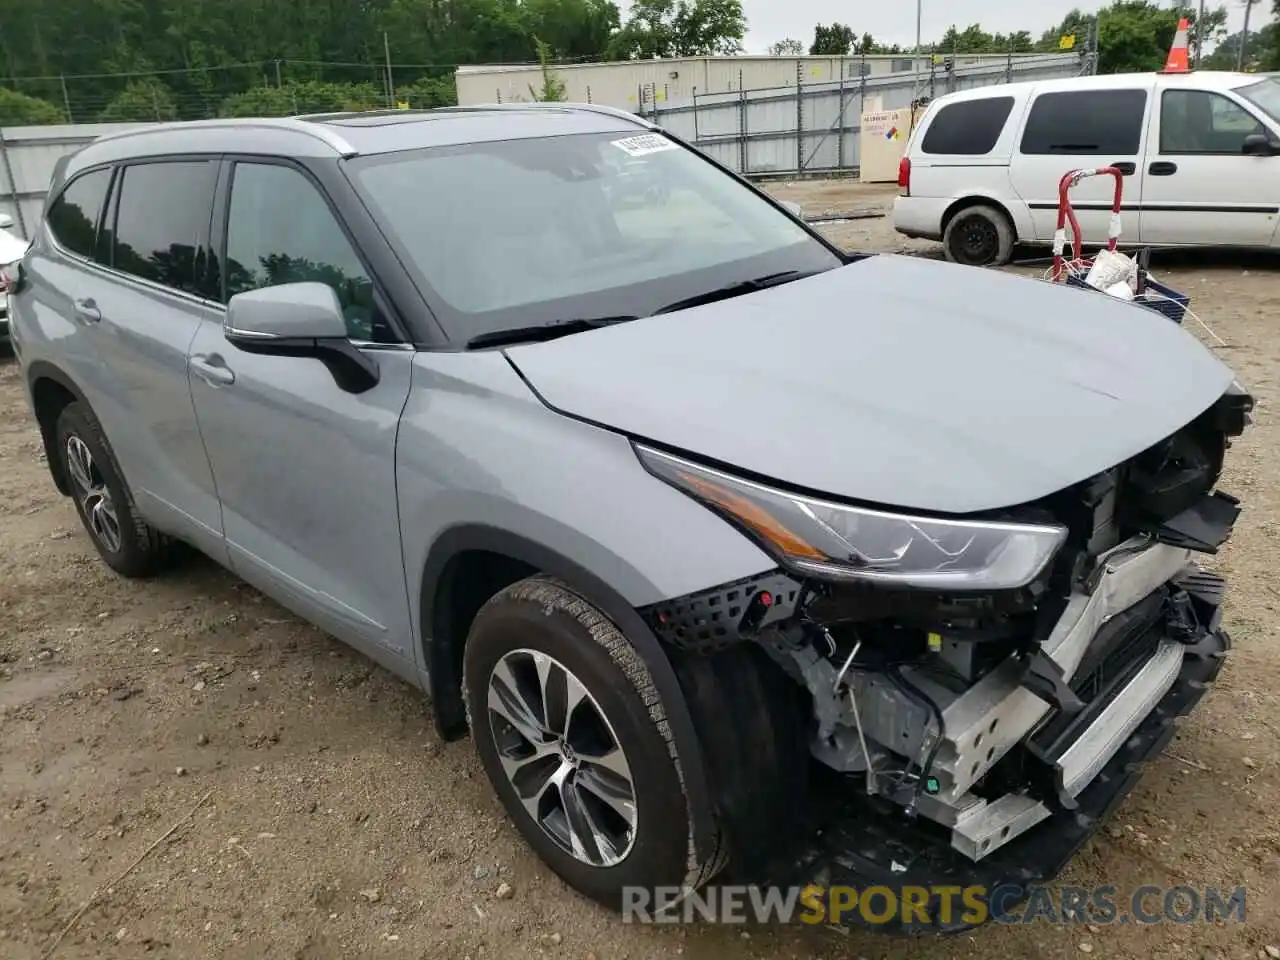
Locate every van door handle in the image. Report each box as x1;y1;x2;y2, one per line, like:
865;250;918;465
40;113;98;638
72;298;101;323
190;353;235;387
1149;161;1178;176
1109;161;1136;175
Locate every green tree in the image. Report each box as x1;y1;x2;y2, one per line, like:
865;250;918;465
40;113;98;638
0;88;65;125
98;79;178;122
1038;1;1228;73
608;0;746;58
529;38;568;100
769;39;805;56
810;23;856;55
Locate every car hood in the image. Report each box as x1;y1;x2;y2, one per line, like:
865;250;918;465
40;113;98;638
504;255;1235;514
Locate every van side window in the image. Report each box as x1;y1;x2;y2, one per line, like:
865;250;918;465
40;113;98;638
224;162;388;343
111;161;218;297
1020;89;1147;155
921;97;1015;155
1160;90;1266;154
45;168;112;261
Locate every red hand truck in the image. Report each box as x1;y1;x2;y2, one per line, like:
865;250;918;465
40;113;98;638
1050;165;1124;283
1047;165;1191;324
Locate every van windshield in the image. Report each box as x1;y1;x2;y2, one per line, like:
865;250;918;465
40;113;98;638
347;131;841;344
1236;78;1280;125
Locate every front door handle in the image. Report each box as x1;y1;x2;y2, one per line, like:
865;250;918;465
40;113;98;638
1109;161;1137;175
73;298;101;323
1149;161;1178;176
190;353;235;387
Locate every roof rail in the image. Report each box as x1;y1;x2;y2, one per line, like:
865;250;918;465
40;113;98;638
431;101;656;130
86;116;359;157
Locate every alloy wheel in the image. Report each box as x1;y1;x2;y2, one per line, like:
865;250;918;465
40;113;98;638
486;649;638;867
65;434;122;554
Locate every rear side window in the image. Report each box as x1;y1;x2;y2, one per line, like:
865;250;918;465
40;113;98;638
111;161;217;296
1020;89;1148;155
921;97;1014;155
46;168;112;260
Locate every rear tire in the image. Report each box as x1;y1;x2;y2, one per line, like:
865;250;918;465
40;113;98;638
943;204;1015;267
463;576;724;909
55;401;173;578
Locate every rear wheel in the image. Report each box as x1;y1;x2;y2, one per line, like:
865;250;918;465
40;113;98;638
463;576;723;908
55;401;172;578
943;204;1015;267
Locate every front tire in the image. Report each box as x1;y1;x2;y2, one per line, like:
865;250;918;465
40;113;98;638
463;576;721;909
55;401;172;578
943;204;1015;267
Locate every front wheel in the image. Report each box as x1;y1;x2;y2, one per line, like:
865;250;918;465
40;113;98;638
943;204;1015;267
463;576;722;908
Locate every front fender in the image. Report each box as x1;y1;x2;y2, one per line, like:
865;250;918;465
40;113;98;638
397;351;776;866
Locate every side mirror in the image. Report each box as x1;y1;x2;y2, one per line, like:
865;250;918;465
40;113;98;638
781;200;803;218
0;212;14;229
224;282;379;393
1243;133;1276;156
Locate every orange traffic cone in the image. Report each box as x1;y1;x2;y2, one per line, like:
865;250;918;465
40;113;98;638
1164;17;1191;72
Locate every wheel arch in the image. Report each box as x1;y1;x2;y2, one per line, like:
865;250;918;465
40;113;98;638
26;359;90;496
418;523;720;865
941;194;1019;240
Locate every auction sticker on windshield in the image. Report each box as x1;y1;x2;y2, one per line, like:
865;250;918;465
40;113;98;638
611;134;678;157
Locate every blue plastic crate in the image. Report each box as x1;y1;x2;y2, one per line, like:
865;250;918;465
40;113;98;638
1063;273;1188;325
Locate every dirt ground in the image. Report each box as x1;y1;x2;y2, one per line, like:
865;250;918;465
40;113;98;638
3;179;1280;959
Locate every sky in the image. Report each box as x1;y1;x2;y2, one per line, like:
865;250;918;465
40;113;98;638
712;0;1259;54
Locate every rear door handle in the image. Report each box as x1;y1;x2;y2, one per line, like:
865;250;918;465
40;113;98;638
73;298;101;323
1149;161;1178;176
190;353;235;387
1109;161;1137;175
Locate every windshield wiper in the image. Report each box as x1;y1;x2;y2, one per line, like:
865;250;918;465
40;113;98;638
652;270;817;316
466;316;638;349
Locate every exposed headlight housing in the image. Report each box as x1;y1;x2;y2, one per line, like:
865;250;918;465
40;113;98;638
637;446;1067;591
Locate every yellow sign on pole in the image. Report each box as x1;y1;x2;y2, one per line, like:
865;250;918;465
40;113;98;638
1059;34;1077;50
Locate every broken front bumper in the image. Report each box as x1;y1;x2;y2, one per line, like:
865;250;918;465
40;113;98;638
771;560;1230;934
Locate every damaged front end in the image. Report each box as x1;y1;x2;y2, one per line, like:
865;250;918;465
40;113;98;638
639;383;1252;931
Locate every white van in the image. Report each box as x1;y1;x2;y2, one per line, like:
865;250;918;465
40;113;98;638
892;70;1280;265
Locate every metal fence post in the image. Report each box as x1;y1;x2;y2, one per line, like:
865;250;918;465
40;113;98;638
692;87;699;144
837;58;846;170
796;59;804;174
738;70;748;175
0;126;26;240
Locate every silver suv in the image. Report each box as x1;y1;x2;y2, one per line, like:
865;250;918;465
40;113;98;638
10;105;1253;930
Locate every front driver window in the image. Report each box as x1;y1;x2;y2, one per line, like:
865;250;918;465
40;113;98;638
224;162;387;342
1160;90;1266;154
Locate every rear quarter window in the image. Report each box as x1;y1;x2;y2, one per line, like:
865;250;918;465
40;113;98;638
1020;89;1148;155
920;97;1015;155
46;168;112;260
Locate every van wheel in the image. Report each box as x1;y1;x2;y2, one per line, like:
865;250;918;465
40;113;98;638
55;401;172;578
944;205;1014;267
462;577;724;909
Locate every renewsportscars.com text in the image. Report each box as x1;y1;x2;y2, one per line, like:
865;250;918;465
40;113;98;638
622;884;1247;927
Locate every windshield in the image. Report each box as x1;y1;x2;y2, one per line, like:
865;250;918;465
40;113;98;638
1236;78;1280;125
348;131;842;343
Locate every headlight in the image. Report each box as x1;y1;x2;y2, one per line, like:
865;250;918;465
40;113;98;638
636;446;1067;590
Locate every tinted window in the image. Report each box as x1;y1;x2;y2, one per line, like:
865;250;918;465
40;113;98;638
46;168;112;260
351;131;840;345
224;163;385;342
1160;90;1266;153
922;97;1014;155
1020;89;1147;155
111;161;216;295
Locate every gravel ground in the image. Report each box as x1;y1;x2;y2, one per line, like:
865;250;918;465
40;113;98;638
3;179;1279;959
